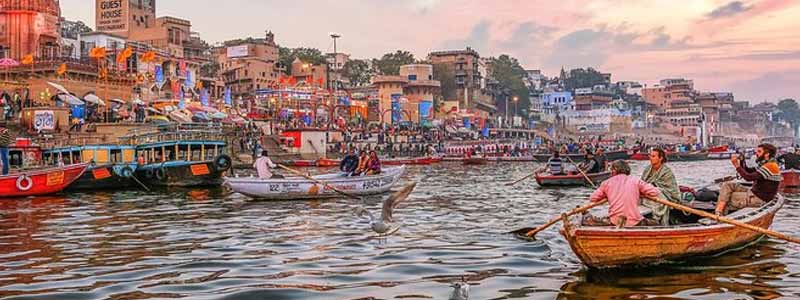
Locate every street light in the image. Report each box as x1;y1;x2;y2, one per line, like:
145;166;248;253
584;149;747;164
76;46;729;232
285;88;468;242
329;33;341;93
513;96;519;127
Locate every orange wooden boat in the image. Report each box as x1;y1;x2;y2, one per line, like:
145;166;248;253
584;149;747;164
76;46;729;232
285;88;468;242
560;195;784;268
780;169;800;188
0;163;90;198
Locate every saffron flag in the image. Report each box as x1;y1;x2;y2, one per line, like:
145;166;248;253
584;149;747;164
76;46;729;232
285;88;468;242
89;47;107;59
196;80;203;90
288;76;297;86
141;51;156;63
116;47;133;64
20;54;34;65
57;63;67;76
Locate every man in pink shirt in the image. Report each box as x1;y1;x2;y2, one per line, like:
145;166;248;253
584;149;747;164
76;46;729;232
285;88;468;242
585;160;661;227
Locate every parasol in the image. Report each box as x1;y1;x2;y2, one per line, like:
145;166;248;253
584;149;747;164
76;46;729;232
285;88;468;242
83;94;106;106
0;58;20;67
57;94;84;105
47;82;70;94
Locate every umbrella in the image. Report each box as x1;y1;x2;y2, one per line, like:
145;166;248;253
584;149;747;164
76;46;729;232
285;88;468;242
193;112;211;122
57;94;84;105
47;82;70;94
210;112;228;119
0;58;19;67
133;99;146;105
146;107;164;115
110;98;126;104
84;94;106;106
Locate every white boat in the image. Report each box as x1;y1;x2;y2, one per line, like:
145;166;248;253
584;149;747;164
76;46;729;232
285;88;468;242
224;166;406;200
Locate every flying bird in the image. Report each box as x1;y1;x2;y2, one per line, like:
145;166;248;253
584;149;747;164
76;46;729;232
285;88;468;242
449;281;470;300
354;183;417;235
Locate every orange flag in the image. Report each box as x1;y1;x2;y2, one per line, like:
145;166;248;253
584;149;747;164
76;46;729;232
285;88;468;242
141;51;156;62
116;47;133;63
196;80;203;90
57;63;67;76
20;54;34;65
99;67;108;79
90;47;107;59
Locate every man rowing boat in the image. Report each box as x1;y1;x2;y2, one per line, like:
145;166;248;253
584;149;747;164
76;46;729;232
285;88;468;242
584;160;660;227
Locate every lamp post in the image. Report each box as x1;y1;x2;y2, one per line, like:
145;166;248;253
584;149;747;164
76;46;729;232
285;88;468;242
329;33;341;95
512;96;519;127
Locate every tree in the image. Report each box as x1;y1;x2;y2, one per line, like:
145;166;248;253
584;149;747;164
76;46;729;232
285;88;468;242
373;50;415;75
278;47;327;74
342;59;374;87
490;55;530;119
563;68;607;92
777;98;800;136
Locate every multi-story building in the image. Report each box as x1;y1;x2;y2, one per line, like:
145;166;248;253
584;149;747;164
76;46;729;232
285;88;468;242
0;0;62;59
290;57;327;89
573;88;613;111
371;64;441;124
216;31;282;98
642;78;695;109
562;108;632;134
540;91;573;115
428;47;495;117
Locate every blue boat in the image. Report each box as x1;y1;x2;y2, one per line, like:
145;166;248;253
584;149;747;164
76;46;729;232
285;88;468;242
124;124;232;187
43;145;139;190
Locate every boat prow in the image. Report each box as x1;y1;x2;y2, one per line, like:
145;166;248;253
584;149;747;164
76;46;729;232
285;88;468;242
561;195;784;268
0;163;90;198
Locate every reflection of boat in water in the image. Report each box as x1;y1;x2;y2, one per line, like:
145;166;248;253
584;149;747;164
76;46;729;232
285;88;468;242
122;124;232;187
0;163;90;198
224;166;405;200
43;145;139;190
561;195;784;268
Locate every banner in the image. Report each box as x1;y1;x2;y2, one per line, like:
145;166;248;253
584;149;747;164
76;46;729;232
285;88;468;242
226;45;249;58
224;87;232;106
391;94;401;123
463;117;471;129
419;101;433;121
34;111;55;131
154;65;164;85
200;89;209;107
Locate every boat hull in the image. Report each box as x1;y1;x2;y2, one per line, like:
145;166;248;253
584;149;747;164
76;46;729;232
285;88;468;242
535;171;612;187
67;163;138;190
136;160;228;187
781;169;800;188
0;163;89;198
668;152;709;161
561;196;784;268
225;166;405;200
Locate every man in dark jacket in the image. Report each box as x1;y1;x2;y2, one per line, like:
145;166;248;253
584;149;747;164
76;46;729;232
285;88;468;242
715;143;781;215
777;147;800;170
339;148;359;175
0;127;12;175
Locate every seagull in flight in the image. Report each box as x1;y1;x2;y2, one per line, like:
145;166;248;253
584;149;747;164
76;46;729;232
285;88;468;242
354;183;417;235
449;281;470;300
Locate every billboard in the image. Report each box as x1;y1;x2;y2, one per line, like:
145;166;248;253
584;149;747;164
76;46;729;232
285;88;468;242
96;0;129;32
227;45;249;58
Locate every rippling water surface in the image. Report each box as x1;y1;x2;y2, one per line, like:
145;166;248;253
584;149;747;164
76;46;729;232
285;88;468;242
1;160;799;300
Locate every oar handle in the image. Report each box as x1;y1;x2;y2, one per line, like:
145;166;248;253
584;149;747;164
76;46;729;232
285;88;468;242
506;166;545;186
645;196;800;244
565;156;596;188
525;199;608;237
276;164;361;201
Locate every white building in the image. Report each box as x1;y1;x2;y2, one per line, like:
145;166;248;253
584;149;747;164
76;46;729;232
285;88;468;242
562;108;632;133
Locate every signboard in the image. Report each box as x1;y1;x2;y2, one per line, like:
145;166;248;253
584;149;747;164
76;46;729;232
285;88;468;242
227;45;249;58
34;111;55;131
391;94;402;123
96;0;129;33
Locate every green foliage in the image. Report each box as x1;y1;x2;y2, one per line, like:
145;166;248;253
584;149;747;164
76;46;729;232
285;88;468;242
777;98;800;128
432;64;457;101
278;47;327;74
490;55;530;117
342;59;374;87
373;50;416;75
563;68;607;92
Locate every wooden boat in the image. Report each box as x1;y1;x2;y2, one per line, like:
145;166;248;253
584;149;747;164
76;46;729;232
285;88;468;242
488;156;537;162
224;165;405;200
462;157;488;165
535;171;612;187
0;163;90;198
123;124;232;187
43;145;139;190
284;159;318;167
604;150;631;161
629;152;649;161
667;151;709;161
561;195;784;268
780;169;800;188
532;150;628;163
708;150;736;160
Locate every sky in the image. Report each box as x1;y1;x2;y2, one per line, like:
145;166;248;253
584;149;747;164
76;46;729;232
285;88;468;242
62;0;800;103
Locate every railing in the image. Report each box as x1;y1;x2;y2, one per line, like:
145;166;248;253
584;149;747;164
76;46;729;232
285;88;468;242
120;123;227;145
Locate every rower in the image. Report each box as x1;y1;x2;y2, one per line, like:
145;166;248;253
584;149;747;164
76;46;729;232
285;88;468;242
777;147;800;170
576;151;602;174
583;160;661;227
546;152;565;176
254;150;283;179
715;143;781;216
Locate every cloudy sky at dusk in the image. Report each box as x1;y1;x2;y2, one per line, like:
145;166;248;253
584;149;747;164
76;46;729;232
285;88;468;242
62;0;799;102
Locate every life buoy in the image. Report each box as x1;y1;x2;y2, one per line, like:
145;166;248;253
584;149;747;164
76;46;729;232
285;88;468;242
16;175;33;191
120;166;134;178
155;168;167;181
213;154;232;171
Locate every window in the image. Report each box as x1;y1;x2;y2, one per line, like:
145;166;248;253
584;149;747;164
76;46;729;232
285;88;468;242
408;74;417;81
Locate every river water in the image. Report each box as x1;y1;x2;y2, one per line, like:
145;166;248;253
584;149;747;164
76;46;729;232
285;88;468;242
1;160;799;300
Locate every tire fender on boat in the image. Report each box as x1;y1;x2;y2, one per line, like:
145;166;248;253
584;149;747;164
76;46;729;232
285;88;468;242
155;168;167;181
145;169;155;179
16;175;33;191
214;154;232;171
120;166;134;178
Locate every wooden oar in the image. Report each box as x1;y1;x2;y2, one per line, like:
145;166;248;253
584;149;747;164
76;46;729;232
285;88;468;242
565;155;597;188
276;164;362;201
509;199;608;238
506;166;545;186
130;174;151;192
645;196;800;244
